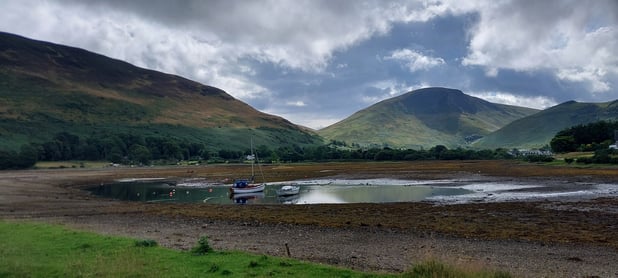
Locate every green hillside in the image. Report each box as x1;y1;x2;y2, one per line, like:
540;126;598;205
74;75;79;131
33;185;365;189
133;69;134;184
0;32;321;151
318;87;538;149
474;100;618;149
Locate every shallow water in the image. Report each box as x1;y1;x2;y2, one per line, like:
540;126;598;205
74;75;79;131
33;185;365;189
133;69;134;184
88;178;618;205
89;179;471;204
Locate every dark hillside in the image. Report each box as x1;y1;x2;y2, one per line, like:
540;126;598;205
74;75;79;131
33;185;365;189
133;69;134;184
0;32;321;151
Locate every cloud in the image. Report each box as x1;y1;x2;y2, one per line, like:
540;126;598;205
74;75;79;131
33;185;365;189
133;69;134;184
286;101;307;107
49;0;452;73
385;49;445;72
361;80;428;104
263;109;339;130
468;91;557;110
557;68;610;93
461;0;618;92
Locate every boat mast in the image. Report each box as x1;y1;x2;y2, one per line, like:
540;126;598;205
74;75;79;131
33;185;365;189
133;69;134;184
250;138;255;180
251;138;266;183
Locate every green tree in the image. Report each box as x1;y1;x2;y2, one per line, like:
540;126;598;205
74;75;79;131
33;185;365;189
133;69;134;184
550;135;576;153
129;144;151;165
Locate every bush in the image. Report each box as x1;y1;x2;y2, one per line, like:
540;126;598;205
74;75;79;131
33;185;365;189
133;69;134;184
190;236;213;255
134;239;158;247
576;157;593;164
523;155;554;163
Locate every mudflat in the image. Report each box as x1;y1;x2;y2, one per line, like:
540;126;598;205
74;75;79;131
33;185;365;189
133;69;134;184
1;161;617;277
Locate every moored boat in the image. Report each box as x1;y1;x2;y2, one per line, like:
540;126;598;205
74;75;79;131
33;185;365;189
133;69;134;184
276;185;300;196
230;179;266;194
229;139;266;194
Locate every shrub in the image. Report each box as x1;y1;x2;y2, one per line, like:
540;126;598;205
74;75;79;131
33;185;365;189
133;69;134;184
208;264;219;273
134;239;158;247
190;236;213;255
248;261;259;268
523;155;554;163
576;157;593;164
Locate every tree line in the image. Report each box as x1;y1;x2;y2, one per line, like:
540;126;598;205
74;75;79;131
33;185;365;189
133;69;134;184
550;120;618;152
550;120;618;165
0;131;517;169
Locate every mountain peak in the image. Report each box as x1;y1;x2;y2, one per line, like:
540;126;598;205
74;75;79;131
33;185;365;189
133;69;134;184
390;87;490;115
319;87;538;148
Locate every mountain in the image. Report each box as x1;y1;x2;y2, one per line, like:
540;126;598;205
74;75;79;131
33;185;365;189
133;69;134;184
0;32;321;151
474;100;618;149
318;87;538;149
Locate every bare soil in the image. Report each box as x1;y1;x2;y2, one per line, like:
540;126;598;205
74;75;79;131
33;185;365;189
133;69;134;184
1;161;618;277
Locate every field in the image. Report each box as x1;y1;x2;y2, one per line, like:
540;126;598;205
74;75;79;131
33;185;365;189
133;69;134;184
1;160;618;277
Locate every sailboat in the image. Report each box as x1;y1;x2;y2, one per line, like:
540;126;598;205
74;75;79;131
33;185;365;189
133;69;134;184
229;140;266;194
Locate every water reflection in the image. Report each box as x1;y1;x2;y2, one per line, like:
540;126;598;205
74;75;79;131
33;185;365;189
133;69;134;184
89;179;472;205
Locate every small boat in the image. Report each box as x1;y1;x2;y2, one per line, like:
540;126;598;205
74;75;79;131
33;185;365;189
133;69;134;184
276;185;300;196
230;139;266;194
230;179;265;194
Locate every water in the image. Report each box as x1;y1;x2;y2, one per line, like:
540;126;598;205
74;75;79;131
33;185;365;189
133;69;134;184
89;178;618;205
88;178;472;204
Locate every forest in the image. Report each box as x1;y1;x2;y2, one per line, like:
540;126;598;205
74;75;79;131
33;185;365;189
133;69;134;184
0;132;515;169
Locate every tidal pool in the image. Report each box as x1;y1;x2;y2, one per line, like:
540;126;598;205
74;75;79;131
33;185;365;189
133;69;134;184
88;178;472;204
88;178;618;205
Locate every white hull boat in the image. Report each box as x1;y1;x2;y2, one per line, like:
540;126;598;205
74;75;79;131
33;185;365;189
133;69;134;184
276;185;300;196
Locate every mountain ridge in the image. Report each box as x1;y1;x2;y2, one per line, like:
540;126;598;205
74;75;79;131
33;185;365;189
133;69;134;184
318;87;539;148
0;32;321;150
474;100;618;149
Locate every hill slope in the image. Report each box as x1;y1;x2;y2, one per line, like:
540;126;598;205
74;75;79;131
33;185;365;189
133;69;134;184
474;100;618;149
0;32;320;150
318;87;538;149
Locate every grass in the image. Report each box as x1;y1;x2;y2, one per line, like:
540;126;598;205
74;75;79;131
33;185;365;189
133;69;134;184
0;220;510;277
553;152;594;159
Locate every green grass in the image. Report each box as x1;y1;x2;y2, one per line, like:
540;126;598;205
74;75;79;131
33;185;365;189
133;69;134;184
0;221;374;277
0;221;511;277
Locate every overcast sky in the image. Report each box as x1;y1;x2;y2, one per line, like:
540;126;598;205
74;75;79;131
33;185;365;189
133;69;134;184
1;0;617;129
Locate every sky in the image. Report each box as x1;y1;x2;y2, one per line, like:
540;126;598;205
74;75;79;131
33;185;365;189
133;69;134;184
1;0;617;129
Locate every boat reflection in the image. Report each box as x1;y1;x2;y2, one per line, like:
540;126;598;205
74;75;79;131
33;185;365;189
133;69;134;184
277;194;300;204
230;192;264;204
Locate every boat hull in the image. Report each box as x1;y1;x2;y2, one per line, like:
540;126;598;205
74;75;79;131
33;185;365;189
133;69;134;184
230;183;265;194
276;185;300;196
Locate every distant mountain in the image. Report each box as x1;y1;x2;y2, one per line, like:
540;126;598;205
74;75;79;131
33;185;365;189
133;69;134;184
318;87;538;149
0;32;321;150
474;100;618;149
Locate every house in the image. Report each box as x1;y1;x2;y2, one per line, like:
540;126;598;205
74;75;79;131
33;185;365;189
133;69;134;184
508;149;553;157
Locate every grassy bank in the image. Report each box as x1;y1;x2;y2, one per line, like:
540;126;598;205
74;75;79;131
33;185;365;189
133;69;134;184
0;221;510;277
